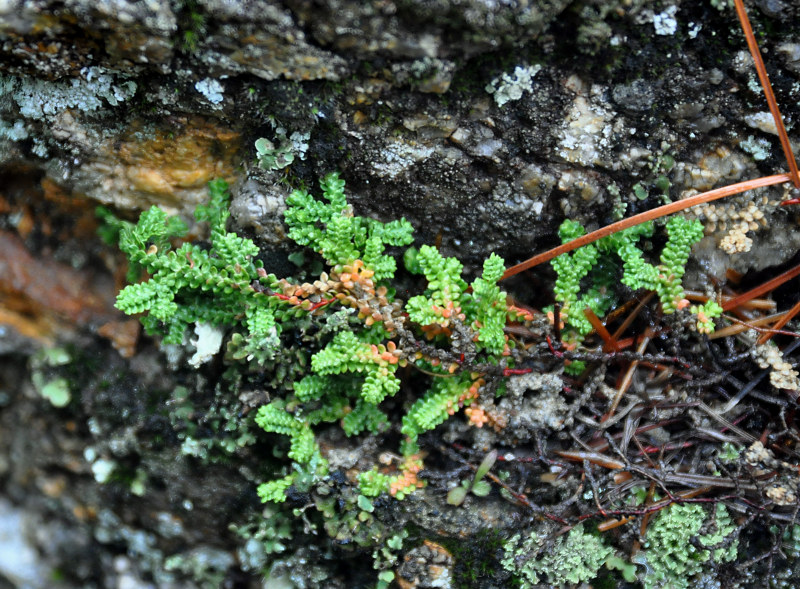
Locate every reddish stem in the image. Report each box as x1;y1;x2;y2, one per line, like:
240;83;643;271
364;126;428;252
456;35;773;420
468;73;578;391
307;298;335;312
503;367;533;376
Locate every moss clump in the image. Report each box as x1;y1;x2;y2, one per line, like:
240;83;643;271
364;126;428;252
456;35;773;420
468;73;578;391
444;528;507;588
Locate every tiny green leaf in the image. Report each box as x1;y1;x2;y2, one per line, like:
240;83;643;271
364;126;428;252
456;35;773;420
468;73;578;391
357;494;375;513
447;485;469;506
40;378;71;407
605;555;638;583
287;251;305;267
475;449;497;482
386;535;404;550
471;480;491;497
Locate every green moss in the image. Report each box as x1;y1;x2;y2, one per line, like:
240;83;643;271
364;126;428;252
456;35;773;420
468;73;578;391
176;0;208;52
445;529;507;588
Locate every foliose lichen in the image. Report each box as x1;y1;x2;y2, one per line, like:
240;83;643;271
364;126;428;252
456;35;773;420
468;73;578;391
485;64;542;107
501;523;614;587
637;502;738;589
0;67;137;121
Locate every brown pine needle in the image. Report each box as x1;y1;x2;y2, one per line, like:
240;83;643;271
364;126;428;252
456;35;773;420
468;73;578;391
683;290;776;311
604;333;650;422
501;174;792;280
598;515;635;533
756;299;800;345
708;311;786;340
583;307;619;352
733;0;800;187
722;261;800;311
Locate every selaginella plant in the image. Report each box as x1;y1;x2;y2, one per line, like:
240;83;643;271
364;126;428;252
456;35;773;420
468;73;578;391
114;173;531;503
114;170;725;507
550;215;723;370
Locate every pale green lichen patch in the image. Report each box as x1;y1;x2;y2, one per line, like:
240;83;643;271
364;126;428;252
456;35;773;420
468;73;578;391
501;524;613;587
0;67;136;121
638;502;738;589
30;347;73;407
485;64;542;107
740;135;771;161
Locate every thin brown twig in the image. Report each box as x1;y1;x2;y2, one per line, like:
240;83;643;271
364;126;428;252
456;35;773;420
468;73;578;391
612;292;655;341
639;481;658;538
697;401;758;445
604;334;650;421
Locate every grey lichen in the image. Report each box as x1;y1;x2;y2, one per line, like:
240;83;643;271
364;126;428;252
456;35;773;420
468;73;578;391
485;64;542;107
652;6;679;36
194;77;225;105
739;135;772;162
0;67;137;121
0;119;29;141
498;371;569;435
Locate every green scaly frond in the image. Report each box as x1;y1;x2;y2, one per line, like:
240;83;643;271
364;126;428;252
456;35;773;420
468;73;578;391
406;245;467;327
283;172;413;279
469;253;509;355
255;402;317;464
358;469;393;497
118;206;188;268
195;177;231;232
310;332;401;404
342;400;390;436
401;374;475;442
257;475;294;504
361;369;401;404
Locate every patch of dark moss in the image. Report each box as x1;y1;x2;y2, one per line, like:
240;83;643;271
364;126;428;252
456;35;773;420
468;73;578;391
440;528;510;588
